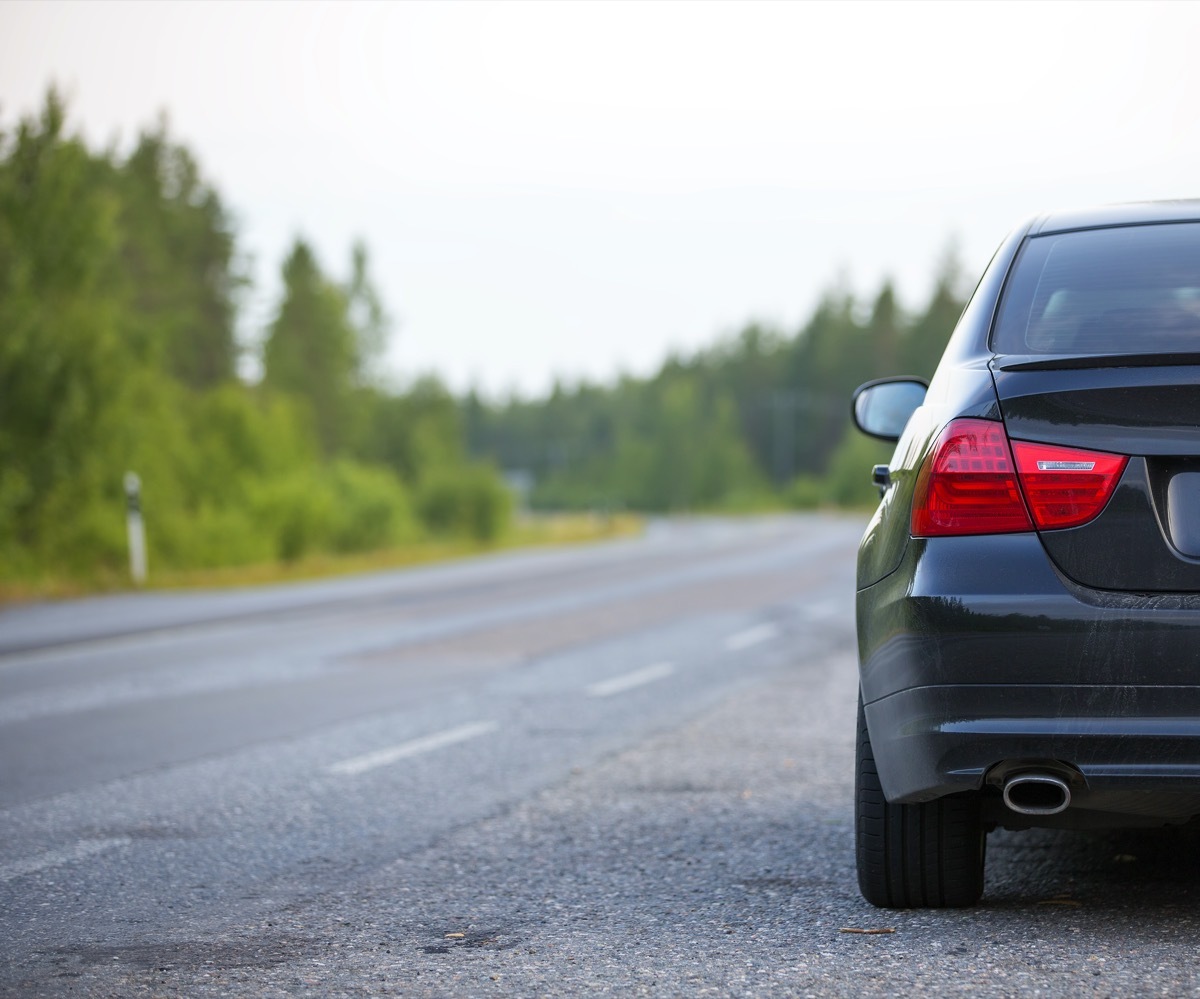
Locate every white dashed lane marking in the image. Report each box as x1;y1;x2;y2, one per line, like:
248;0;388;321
585;662;676;698
327;721;499;777
724;623;780;651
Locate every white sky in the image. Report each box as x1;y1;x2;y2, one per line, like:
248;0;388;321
4;0;1200;397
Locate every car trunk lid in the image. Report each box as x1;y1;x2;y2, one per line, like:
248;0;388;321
992;360;1200;592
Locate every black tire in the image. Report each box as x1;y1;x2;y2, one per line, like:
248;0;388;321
855;693;985;908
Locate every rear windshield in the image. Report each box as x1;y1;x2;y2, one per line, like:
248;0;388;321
991;222;1200;356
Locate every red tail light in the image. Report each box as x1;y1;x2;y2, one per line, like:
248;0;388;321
1011;440;1127;530
912;418;1128;537
912;420;1032;536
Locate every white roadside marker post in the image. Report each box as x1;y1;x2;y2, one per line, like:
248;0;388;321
124;471;147;585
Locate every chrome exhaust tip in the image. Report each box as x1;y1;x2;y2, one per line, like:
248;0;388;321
1002;773;1071;816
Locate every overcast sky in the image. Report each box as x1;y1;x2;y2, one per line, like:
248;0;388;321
4;1;1200;397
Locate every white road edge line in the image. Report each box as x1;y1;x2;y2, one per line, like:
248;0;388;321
724;622;781;652
327;721;499;777
0;837;133;884
586;662;675;698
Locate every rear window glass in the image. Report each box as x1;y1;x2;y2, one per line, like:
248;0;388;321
992;222;1200;355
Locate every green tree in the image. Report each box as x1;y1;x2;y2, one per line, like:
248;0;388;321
346;239;390;384
118;117;241;387
638;380;762;509
0;89;129;569
262;239;358;455
903;245;967;378
867;281;903;378
358;375;465;483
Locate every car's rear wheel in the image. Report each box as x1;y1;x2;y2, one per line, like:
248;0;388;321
855;694;985;908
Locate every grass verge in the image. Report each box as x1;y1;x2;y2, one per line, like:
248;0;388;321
0;513;644;604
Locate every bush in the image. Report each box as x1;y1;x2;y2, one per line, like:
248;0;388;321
245;462;416;562
824;428;894;508
248;471;336;562
325;460;418;553
784;475;827;510
781;431;894;511
416;464;513;542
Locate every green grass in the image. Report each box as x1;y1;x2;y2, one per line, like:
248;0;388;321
0;513;644;604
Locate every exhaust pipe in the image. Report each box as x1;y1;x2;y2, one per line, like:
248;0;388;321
1003;773;1071;816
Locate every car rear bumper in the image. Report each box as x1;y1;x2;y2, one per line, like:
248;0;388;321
857;534;1200;815
865;683;1200;805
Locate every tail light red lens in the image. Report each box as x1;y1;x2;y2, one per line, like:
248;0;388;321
1011;440;1128;530
912;418;1128;537
912;419;1032;536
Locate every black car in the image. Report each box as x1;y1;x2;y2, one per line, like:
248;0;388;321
850;200;1200;908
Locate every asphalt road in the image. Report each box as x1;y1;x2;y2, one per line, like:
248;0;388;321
3;514;1200;997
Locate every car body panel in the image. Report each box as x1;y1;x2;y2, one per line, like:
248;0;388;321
992;365;1200;458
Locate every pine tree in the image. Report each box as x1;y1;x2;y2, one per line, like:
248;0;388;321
118;117;241;388
262;239;358;455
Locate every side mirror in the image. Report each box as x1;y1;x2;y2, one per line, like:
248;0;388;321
851;378;928;441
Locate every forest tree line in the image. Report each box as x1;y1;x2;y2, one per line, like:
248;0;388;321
464;257;966;512
1;90;967;588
